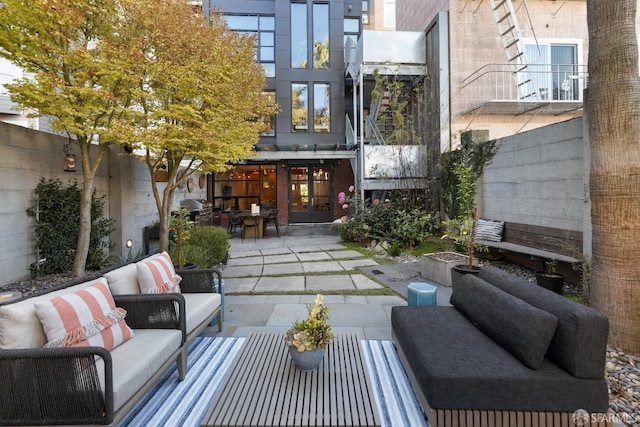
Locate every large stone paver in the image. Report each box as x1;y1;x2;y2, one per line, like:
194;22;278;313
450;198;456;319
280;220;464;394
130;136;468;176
263;254;299;264
255;276;305;292
266;303;309;326
226;256;263;267
222;265;263;278
350;274;383;290
301;261;344;273
296;251;332;262
327;304;393;327
306;275;355;291
262;263;304;275
327;250;364;259
288;245;323;253
224;277;258;293
230;249;262;258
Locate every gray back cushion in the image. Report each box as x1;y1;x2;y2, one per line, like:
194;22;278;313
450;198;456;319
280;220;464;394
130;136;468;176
451;274;558;369
478;266;609;378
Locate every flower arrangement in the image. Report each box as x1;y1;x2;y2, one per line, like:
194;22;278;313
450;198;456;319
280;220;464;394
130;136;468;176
285;294;334;352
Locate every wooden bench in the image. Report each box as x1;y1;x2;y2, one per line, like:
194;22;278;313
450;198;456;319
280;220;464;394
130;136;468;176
476;222;582;282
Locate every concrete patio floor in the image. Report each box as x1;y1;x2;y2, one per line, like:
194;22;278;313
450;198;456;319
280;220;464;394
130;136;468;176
202;223;452;340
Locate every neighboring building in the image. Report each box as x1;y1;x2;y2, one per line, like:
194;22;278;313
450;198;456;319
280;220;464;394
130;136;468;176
396;0;590;152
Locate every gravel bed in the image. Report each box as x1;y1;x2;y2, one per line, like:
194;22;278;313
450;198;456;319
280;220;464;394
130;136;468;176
3;257;639;425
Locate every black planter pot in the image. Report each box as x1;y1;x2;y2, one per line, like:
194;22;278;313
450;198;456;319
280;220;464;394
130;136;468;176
535;271;564;295
452;264;481;276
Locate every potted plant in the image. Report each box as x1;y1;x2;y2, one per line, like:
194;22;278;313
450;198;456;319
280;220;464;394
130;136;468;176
452;207;481;276
535;260;564;295
285;294;334;371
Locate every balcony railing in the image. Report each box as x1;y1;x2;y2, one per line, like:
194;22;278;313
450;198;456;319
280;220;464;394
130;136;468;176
458;63;588;115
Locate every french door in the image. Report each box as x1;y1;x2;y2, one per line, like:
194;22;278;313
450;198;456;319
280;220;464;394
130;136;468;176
288;165;333;223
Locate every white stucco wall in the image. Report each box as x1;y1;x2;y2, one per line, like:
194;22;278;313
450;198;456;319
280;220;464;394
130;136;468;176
477;117;585;232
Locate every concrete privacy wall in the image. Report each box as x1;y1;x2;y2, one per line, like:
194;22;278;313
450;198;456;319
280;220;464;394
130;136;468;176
477;117;587;233
0;122;206;285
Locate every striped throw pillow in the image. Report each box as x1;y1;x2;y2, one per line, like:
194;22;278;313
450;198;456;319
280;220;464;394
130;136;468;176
475;219;505;242
34;278;133;350
136;252;182;294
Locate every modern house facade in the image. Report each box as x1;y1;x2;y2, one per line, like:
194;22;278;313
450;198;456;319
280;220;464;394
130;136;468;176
203;0;365;225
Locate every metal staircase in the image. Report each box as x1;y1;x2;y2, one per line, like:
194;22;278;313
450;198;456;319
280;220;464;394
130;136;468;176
489;0;541;100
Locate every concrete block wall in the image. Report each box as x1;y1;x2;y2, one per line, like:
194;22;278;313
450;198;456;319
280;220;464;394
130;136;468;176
0;122;206;285
477;117;586;232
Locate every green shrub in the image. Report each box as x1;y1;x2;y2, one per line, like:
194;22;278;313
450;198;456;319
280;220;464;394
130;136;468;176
170;226;229;267
338;219;371;247
26;178;115;276
387;208;436;248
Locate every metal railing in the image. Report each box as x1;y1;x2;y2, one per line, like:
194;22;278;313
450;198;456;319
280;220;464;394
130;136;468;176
459;63;588;113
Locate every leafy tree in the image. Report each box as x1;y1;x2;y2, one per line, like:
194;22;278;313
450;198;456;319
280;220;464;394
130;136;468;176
0;0;130;277
586;1;640;353
114;0;277;251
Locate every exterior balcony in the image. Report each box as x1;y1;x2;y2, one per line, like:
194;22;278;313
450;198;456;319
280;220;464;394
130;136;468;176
458;63;588;116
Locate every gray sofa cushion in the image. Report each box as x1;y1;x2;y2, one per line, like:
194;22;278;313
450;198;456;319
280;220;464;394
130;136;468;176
450;273;558;369
391;306;610;413
478;266;609;378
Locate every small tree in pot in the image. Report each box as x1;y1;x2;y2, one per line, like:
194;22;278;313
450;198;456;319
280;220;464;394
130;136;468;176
535;260;564;295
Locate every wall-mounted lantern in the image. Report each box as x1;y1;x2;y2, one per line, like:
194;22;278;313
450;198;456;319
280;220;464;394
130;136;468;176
63;140;76;172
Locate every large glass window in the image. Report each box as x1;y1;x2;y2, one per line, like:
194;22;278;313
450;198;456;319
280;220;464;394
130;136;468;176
313;83;330;132
291;3;308;68
313;3;329;69
261;91;276;136
213;165;277;211
224;14;275;78
525;42;580;101
344;18;360;48
292;83;308;132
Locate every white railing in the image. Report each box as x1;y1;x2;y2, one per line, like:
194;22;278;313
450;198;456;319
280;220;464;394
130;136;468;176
459;63;588;113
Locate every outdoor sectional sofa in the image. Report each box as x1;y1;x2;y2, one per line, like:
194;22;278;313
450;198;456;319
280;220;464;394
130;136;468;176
392;266;610;427
0;252;222;426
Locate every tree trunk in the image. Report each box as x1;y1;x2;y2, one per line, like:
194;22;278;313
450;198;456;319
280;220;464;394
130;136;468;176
71;141;99;277
587;0;640;353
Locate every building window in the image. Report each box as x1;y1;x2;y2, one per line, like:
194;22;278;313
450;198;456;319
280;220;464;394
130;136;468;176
313;3;329;68
292;83;309;132
384;0;395;28
291;3;308;68
362;1;369;25
261;91;276;136
213;165;277;211
313;83;330;132
344;17;359;49
525;41;581;101
224;14;276;78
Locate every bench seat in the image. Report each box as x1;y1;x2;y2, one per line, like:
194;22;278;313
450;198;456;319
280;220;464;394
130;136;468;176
476;239;578;264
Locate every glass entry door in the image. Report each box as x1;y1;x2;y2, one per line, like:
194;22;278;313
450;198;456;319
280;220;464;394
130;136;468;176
289;165;333;223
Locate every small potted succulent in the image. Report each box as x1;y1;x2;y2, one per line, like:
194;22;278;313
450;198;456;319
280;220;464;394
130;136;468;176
285;294;334;371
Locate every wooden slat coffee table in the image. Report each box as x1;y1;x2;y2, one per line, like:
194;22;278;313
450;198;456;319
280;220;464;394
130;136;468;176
201;332;381;427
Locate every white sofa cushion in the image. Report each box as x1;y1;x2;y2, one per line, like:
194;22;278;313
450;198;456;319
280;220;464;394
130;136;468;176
183;293;221;335
0;279;101;349
96;329;182;411
104;263;141;295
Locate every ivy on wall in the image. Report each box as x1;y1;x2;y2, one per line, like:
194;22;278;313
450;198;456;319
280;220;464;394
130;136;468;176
26;178;115;276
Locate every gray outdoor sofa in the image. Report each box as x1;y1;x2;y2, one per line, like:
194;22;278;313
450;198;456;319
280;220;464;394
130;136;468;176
392;266;610;427
0;255;222;426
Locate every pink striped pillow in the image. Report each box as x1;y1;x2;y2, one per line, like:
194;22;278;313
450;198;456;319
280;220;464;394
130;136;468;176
136;252;182;294
34;279;134;350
